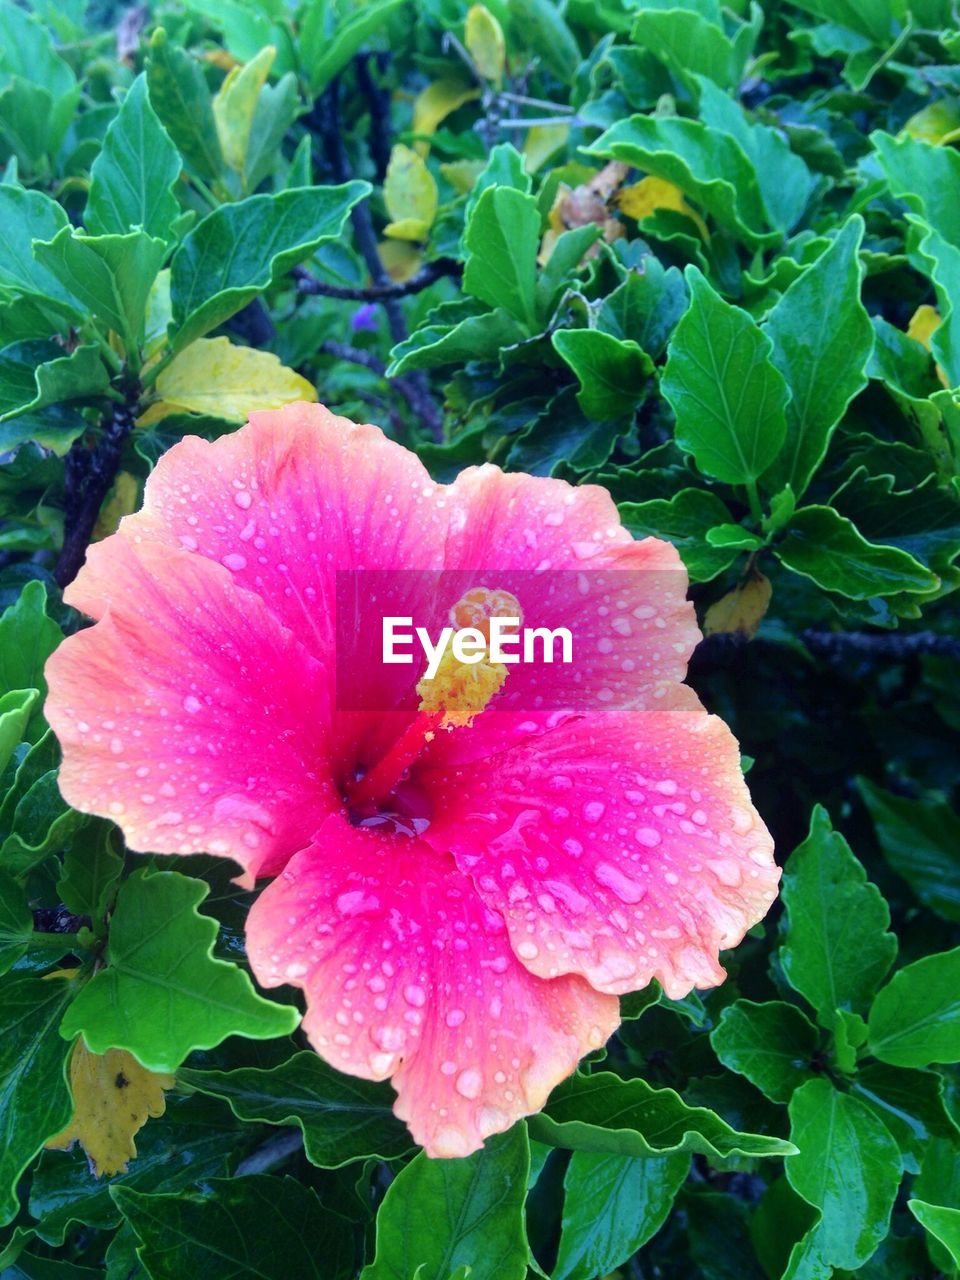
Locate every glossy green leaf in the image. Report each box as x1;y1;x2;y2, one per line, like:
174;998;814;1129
33;229;167;358
387;302;526;376
553;1150;689;1280
56;821;123;927
761;217;873;495
597;257;687;359
858;779;960;921
0;867;32;975
179;1051;412;1167
586;116;775;247
0;342;109;424
780;806;896;1023
0;689;37;775
619;488;738;582
866;946;960;1067
785;1078;902;1277
552;328;653;419
462;186;540;330
301;0;407;95
0;187;81;314
145;29;224;182
711;1000;819;1103
662;267;789;484
361;1125;529;1280
113;1176;353;1280
777;506;939;598
0;581;58;714
169;182;368;350
59;869;298;1072
0;971;74;1226
0;730;86;876
851;1064;960;1168
529;1071;796;1159
633;8;759;91
909;1200;960;1268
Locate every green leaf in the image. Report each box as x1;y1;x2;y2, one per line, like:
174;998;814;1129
0;689;37;776
633;8;758;91
710;1000;819;1103
866;946;960;1067
0;867;32;975
761;217;873;495
914;221;960;387
0;5;75;102
113;1175;354;1280
785;1078;902;1277
0;187;81;314
858;779;960;922
0;730;86;876
506;385;629;475
776;506;939;598
0;582;58;715
872;130;960;250
597;257;687;359
169;182;369;350
59;869;298;1072
553;1151;689;1280
508;0;581;82
528;1071;796;1160
909;1200;960;1269
301;0;407;95
361;1126;529;1280
619;488;739;582
462;186;540;330
387;302;526;376
552;328;653;419
586;115;775;248
32;230;167;359
780;806;896;1023
179;1051;412;1167
56;821;123;928
661;267;789;484
146;29;224;183
0;342;109;424
0;971;74;1226
86;75;182;242
463;142;531;227
851;1064;960;1168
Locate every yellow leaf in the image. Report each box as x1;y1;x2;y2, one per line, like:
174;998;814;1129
412;78;480;156
93;472;139;541
383;144;438;241
155;337;317;422
618;176;709;239
203;48;240;72
703;573;772;640
902;99;960;145
907;304;950;388
523;124;569;174
213;45;276;175
440;158;485;194
465;4;506;83
135;400;176;427
378;239;423;281
46;1040;173;1177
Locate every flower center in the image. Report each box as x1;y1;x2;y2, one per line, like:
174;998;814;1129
345;587;522;826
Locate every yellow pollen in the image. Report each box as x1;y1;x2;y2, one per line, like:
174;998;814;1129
416;587;522;729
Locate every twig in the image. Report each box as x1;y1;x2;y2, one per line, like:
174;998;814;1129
293;257;462;301
54;393;137;588
235;1129;304;1176
307;82;444;442
800;628;960;661
355;51;392;184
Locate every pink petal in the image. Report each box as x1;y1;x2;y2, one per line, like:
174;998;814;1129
421;705;779;999
245;814;620;1157
45;539;336;883
442;466;700;708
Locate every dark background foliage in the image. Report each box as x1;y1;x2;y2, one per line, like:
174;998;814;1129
0;0;958;1276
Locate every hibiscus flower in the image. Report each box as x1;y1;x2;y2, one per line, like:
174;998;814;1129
45;403;778;1158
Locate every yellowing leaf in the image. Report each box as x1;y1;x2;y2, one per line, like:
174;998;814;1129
618;176;709;239
440;158;485;194
524;123;569;174
46;1040;173;1177
93;472;139;541
383;143;438;241
213;45;276;175
704;573;772;639
143;268;172;362
412;78;480;156
378;239;423;281
465;4;506;83
907;304;950;388
154;337;316;422
901;99;960;145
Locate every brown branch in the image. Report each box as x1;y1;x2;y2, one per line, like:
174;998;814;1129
293;257;462;301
